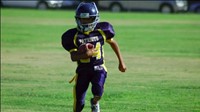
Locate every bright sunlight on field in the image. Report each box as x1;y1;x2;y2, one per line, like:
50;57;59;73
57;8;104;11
1;8;200;112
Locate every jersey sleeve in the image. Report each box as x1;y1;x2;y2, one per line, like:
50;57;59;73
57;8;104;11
97;22;115;40
61;29;78;52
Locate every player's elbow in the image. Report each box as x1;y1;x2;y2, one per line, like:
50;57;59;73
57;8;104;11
70;55;78;62
71;58;76;62
70;52;78;62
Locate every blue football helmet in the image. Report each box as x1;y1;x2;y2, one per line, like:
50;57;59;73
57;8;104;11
75;2;100;32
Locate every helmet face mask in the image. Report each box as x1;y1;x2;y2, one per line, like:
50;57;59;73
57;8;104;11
75;2;99;32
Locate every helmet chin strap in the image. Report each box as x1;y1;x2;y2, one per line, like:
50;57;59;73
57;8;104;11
77;25;92;34
80;25;93;32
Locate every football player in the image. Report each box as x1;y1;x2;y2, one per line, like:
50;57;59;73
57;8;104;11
61;2;126;112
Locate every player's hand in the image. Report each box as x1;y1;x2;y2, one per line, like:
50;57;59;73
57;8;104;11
78;43;96;58
119;62;126;72
85;43;96;57
85;48;96;57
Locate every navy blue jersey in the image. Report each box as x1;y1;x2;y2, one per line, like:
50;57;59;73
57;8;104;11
62;22;115;67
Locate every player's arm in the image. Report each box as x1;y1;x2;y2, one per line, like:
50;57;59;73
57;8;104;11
61;30;95;62
107;39;126;72
70;48;95;62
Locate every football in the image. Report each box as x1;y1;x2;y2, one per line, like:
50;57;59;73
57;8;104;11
78;43;94;53
87;43;94;49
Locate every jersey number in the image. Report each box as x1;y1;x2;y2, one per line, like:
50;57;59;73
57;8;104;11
80;42;101;63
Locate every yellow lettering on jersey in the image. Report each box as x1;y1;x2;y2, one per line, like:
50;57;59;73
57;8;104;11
94;42;101;60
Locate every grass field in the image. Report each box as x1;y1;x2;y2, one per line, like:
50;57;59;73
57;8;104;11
1;8;200;112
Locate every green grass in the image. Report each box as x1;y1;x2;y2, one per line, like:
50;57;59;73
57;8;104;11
1;8;200;112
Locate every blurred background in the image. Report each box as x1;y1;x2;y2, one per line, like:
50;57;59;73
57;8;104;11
1;0;200;13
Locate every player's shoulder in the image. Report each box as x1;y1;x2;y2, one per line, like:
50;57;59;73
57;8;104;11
62;28;77;40
96;22;113;30
61;28;78;51
96;22;115;39
97;21;112;26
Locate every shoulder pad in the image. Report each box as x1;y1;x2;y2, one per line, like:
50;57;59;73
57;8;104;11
61;28;78;51
96;22;115;39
